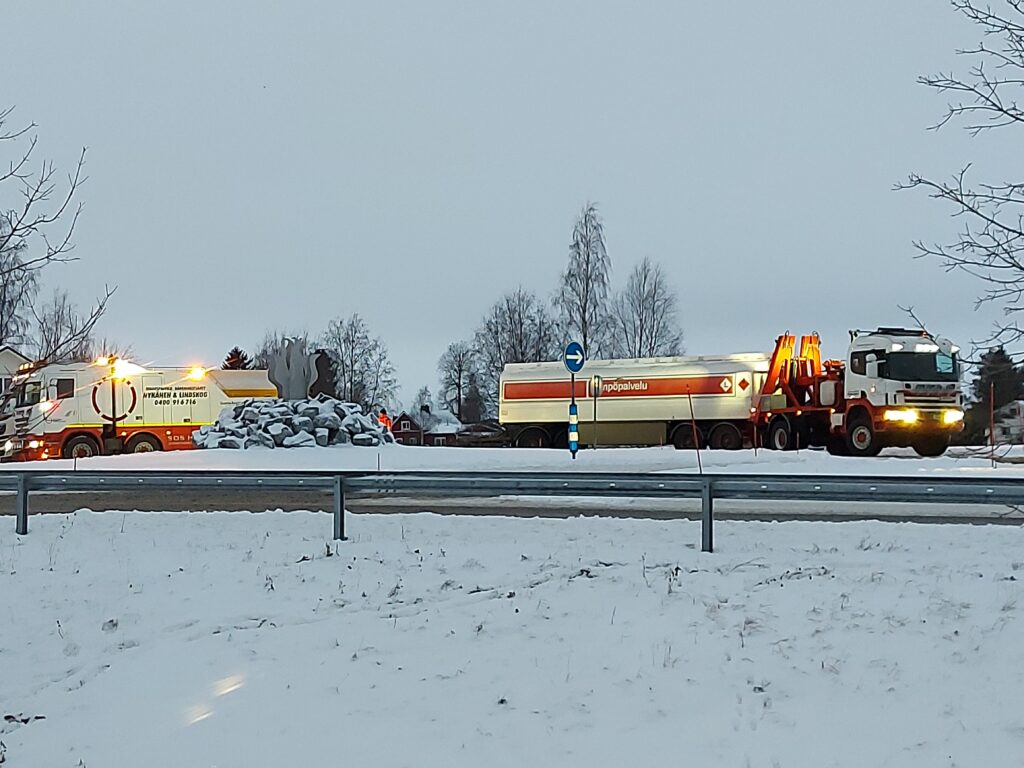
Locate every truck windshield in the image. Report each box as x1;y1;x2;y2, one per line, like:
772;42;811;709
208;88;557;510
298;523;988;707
883;352;959;382
16;381;41;408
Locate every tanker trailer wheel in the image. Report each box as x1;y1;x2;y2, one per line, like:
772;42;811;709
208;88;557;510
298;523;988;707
126;434;163;453
846;414;882;457
708;423;743;451
514;427;551;449
912;434;949;458
62;435;101;460
766;415;794;451
671;424;703;450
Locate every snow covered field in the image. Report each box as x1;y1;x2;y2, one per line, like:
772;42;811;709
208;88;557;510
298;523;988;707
3;510;1023;767
1;443;1023;477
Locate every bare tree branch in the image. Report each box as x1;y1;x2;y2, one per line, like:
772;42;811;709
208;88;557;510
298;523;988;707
30;286;115;363
0;105;88;279
556;202;612;357
609;257;684;358
901;2;1024;352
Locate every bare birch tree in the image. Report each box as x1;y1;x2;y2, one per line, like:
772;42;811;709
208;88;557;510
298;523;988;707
556;202;612;356
319;314;397;410
1;106;113;355
474;287;557;415
437;340;479;420
901;1;1024;346
252;329;310;369
609;257;684;358
31;288;114;363
0;222;36;348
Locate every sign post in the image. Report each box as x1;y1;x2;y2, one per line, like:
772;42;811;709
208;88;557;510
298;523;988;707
563;342;586;459
589;375;603;450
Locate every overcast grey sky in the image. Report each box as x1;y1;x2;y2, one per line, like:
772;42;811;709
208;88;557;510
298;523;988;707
3;1;1009;404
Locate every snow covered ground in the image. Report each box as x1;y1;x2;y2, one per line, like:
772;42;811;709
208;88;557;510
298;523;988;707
2;510;1023;766
1;443;1023;476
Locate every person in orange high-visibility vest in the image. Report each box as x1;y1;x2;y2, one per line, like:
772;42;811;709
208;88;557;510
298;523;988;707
378;408;393;431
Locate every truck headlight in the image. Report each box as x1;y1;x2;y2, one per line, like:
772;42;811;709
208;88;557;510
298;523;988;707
3;440;11;452
883;409;919;424
942;409;965;425
28;440;40;449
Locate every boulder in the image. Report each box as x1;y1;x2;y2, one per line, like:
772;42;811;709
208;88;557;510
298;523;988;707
244;433;275;449
283;431;316;448
297;404;320;420
266;422;293;446
217;436;244;449
240;406;261;423
315;427;329;447
313;412;343;431
342;414;365;435
352;432;380;447
290;415;315;434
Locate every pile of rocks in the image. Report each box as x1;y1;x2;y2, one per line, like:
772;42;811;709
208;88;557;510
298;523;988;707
192;397;393;450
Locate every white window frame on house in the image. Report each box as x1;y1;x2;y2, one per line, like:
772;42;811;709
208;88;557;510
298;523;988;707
401;420;411;432
434;436;446;446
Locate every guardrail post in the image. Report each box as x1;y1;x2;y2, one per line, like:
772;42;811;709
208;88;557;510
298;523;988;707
333;475;347;541
701;476;713;553
16;473;29;536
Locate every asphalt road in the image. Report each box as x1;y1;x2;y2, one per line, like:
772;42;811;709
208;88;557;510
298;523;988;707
1;489;1022;526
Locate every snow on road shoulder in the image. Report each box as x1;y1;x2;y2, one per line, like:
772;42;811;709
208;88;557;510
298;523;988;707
3;442;1024;476
2;511;1023;766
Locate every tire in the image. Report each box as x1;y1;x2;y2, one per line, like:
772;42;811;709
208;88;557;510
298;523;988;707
708;423;743;451
126;434;163;454
514;427;551;449
826;436;849;456
846;414;882;457
550;429;569;450
912;434;949;458
671;424;703;450
767;415;794;451
62;435;101;460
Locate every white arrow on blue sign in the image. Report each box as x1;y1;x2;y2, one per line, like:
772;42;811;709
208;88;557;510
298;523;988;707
563;341;586;374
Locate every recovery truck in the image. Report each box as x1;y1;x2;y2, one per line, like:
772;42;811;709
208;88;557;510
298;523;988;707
0;357;276;462
498;327;964;457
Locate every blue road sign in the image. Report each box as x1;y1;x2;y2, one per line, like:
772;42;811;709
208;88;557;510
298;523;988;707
563;341;585;374
568;401;579;458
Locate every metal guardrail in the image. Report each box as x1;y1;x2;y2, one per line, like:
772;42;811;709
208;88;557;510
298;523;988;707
3;470;1024;552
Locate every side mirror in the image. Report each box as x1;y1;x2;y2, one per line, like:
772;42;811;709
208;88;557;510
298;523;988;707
47;381;58;401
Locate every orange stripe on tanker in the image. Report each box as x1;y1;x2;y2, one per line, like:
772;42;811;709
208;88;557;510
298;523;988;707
503;375;736;401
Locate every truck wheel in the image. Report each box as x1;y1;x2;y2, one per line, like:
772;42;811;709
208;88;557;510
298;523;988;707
126;434;163;453
62;435;100;460
708;423;743;450
514;427;551;448
912;435;949;458
846;416;882;457
671;424;703;450
767;416;793;451
826;437;849;456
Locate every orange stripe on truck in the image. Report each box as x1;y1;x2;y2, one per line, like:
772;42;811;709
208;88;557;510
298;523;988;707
504;376;736;400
